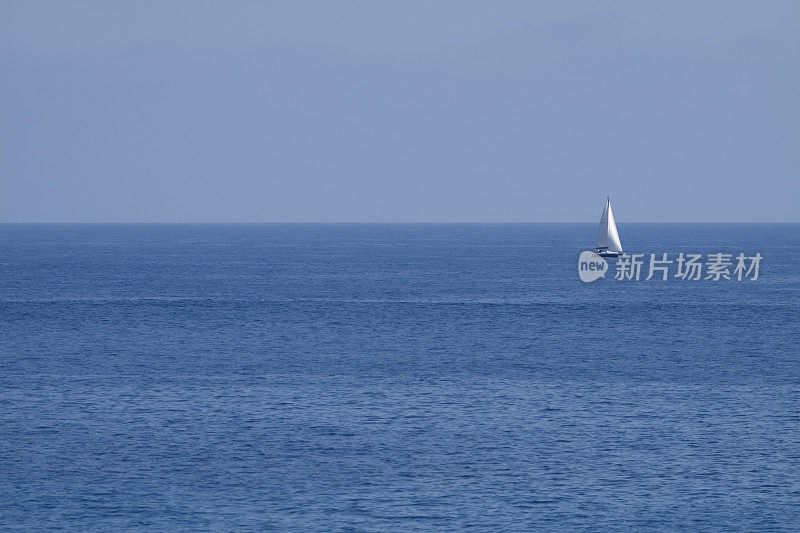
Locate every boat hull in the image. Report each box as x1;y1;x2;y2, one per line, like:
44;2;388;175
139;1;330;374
595;249;621;258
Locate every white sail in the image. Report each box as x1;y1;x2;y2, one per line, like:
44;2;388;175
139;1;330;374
597;197;623;252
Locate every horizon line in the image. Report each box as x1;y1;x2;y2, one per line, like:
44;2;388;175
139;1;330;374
1;220;798;225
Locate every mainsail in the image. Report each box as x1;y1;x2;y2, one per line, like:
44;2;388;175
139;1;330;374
597;197;623;252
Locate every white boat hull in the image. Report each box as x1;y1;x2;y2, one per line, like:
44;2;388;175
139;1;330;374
595;249;621;258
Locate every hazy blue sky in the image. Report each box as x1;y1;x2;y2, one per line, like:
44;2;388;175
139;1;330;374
1;1;798;222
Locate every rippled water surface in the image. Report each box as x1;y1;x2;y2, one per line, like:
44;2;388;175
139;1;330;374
1;224;799;531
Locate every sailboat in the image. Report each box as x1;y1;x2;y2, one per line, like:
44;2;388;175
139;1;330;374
595;197;623;258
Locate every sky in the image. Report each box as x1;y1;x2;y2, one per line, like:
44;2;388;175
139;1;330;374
1;1;798;222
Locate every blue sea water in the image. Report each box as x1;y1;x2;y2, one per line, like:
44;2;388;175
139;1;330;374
1;223;799;531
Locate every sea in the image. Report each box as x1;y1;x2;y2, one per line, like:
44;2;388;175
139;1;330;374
1;223;799;531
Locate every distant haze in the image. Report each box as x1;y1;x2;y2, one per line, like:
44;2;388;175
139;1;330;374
1;1;798;222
